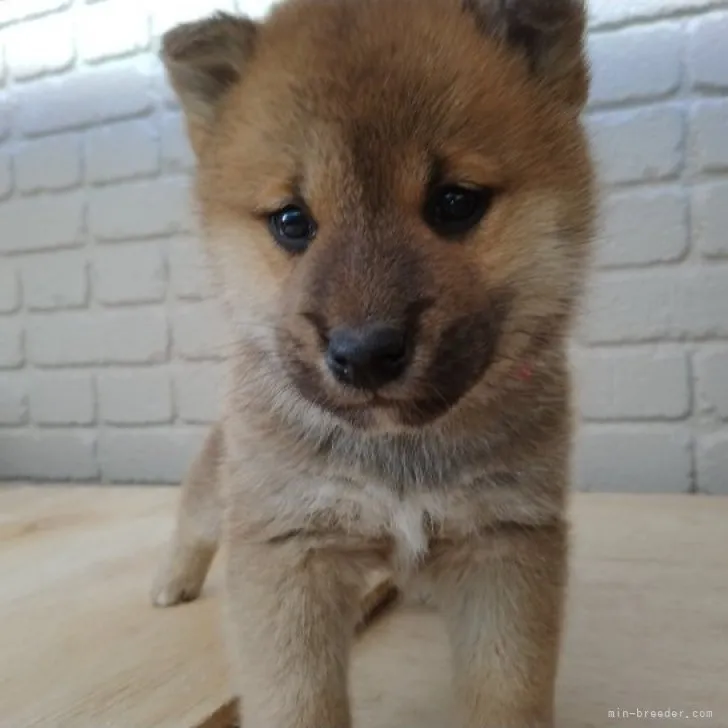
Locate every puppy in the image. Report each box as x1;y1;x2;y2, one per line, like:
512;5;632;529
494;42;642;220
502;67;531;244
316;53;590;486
152;1;596;726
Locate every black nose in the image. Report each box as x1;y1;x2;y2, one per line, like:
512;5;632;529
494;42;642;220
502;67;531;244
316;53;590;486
326;324;409;390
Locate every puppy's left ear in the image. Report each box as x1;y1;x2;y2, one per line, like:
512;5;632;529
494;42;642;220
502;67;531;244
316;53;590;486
161;12;258;142
464;0;589;109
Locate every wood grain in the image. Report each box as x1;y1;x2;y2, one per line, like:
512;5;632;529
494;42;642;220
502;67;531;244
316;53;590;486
1;486;727;728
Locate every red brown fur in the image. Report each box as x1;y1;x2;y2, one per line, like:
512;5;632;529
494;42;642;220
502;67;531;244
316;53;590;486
152;1;596;726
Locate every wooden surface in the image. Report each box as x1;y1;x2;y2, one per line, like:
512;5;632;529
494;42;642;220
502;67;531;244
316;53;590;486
1;485;727;728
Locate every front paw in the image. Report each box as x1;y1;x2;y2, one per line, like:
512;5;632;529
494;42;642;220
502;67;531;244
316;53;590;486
150;562;204;608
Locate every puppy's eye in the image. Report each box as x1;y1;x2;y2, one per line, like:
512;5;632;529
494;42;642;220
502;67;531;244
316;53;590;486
269;205;317;254
423;185;493;238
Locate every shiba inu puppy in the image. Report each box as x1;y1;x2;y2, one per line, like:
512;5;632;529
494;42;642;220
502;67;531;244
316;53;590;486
152;0;595;726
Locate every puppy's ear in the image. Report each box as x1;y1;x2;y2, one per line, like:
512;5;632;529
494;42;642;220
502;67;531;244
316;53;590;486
463;0;589;109
161;12;258;128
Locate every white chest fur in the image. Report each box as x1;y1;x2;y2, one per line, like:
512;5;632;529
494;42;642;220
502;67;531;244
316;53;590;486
299;478;465;566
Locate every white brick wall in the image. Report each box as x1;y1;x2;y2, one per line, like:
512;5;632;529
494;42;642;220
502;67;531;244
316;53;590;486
0;0;727;492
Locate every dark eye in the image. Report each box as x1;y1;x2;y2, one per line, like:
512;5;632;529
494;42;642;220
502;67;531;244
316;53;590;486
423;185;493;238
269;205;317;254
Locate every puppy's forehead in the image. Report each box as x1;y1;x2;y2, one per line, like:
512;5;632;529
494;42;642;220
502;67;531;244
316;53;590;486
214;0;581;215
253;0;532;134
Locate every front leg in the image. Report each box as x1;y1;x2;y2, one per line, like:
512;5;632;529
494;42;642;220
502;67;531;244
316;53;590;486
224;530;362;728
151;425;223;607
427;521;568;728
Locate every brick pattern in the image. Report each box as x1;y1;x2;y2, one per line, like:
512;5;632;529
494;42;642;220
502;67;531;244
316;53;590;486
0;0;727;491
575;0;728;495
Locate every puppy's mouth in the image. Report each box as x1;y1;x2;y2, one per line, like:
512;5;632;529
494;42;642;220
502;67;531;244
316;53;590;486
278;301;508;429
347;393;402;408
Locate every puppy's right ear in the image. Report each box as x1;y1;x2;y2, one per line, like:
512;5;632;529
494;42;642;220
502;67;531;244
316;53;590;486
161;12;258;129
